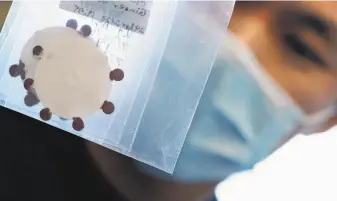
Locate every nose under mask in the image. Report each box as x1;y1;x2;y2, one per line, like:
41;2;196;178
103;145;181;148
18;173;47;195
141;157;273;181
219;30;336;134
137;30;336;182
206;30;336;161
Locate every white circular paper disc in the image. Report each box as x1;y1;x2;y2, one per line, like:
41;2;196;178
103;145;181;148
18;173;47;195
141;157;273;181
20;27;81;80
34;36;111;119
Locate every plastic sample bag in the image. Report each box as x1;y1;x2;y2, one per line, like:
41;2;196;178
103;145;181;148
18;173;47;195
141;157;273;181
0;1;234;173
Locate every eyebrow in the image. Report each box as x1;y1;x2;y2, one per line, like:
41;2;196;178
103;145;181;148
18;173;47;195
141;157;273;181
294;9;337;45
299;13;328;37
294;8;337;67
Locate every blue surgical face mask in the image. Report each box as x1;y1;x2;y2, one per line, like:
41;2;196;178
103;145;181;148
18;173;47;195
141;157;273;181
137;31;336;182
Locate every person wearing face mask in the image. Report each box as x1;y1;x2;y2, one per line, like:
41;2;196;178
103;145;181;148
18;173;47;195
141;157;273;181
3;1;337;201
86;2;337;201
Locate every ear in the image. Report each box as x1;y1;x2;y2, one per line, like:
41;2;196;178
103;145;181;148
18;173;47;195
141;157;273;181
314;115;337;134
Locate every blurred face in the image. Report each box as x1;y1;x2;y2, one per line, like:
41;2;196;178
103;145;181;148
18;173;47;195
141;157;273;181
86;3;337;201
229;2;337;133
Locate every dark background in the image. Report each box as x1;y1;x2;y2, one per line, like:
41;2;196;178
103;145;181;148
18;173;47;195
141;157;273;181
0;106;129;201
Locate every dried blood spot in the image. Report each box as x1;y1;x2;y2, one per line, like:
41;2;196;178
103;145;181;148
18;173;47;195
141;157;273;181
33;45;43;57
66;19;78;30
110;69;124;81
40;108;52;121
101;101;115;114
80;25;92;37
72;117;84;131
9;64;20;77
24;92;39;107
18;60;25;69
20;70;26;80
24;78;34;90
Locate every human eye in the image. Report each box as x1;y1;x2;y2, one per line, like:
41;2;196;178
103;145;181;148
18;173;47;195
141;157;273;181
283;32;326;66
276;10;330;67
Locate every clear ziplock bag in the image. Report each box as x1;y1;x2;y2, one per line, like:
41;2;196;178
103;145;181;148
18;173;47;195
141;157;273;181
0;1;234;173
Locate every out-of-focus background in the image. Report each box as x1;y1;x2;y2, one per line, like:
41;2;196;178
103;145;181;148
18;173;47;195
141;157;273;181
216;128;337;201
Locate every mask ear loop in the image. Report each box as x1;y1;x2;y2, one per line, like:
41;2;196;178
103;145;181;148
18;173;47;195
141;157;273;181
300;105;337;135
